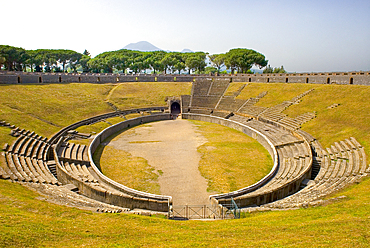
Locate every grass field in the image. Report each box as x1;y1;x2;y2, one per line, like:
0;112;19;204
0;176;369;247
238;83;370;163
93;125;161;195
0;81;370;247
190;120;273;194
109;82;192;109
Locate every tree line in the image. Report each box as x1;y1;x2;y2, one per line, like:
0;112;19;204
0;45;283;74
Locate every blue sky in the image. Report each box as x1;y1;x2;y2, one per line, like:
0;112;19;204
1;0;369;72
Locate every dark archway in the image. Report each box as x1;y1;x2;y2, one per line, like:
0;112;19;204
171;102;181;115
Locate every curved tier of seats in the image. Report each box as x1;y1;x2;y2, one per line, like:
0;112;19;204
52;110;172;212
1;107;172;213
182;113;313;208
264;137;369;209
185;80;367;210
2;129;59;185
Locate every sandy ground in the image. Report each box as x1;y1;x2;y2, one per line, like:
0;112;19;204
108;119;211;206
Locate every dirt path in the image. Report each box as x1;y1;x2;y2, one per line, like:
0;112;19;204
108;119;211;206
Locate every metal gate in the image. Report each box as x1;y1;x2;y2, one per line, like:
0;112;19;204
169;201;240;220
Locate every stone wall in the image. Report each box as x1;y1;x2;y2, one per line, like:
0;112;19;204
2;71;368;85
182;113;313;208
45;107;166;160
54;138;170;212
52;113;173;212
181;113;279;199
87;114;173;209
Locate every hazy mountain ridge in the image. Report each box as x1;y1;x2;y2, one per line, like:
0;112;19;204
123;41;162;52
123;41;193;53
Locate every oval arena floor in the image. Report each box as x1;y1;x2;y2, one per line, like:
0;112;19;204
106;119;211;206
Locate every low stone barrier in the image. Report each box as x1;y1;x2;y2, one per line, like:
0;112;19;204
87;113;173;210
47;107;166;146
51;112;174;212
182;113;313;208
2;71;369;85
181;113;279;201
54;137;170;212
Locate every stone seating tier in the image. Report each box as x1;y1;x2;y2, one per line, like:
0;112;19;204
1;152;17;181
2;129;57;184
259;112;286;122
192;80;212;96
180;95;191;111
0;163;10;180
238;105;266;117
211;110;232;119
227;115;253;125
60;161;97;183
278;117;301;130
216;97;248;112
188;108;212;115
262;137;367;209
58;143;90;163
294;112;316;125
5;153;26;182
245;119;301;146
191;96;221;109
207;80;230;96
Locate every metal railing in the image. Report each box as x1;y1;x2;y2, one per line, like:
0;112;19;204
169;202;240;220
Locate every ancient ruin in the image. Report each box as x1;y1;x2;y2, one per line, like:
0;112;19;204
1;74;370;219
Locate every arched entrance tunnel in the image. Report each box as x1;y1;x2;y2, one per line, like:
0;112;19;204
171;102;181;116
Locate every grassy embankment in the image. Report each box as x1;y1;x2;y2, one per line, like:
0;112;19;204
0;82;194;195
0;175;369;247
0;82;370;247
237;83;370;163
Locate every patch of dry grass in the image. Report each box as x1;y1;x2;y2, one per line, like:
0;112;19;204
190;120;273;193
0;177;369;247
237;82;314;107
94;145;160;194
223;82;246;96
235;82;370;163
109;82;192;109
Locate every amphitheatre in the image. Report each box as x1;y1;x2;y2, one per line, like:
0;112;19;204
1;70;370;246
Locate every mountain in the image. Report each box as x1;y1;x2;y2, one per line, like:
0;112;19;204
123;41;162;52
251;68;264;74
181;49;193;53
